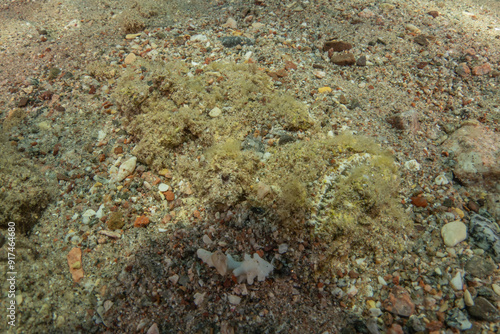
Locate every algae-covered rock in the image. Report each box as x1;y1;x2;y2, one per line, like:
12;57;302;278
0;136;55;233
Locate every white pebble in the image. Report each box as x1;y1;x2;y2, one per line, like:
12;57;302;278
203;234;213;245
378;276;387;286
441;221;467;247
450;271;463;291
209;107;222;118
158;183;169;192
228;294;241;305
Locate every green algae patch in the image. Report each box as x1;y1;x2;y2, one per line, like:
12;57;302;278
112;59;411;266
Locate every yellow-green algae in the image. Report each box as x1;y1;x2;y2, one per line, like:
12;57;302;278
112;59;411;267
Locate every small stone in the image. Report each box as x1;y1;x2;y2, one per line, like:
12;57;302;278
323;40;353;52
467;297;500;322
411;196;428;208
464;290;474;306
67;247;84;283
387;323;403;334
203;234;213;245
450;271;463;290
383;286;415;317
158;183;169;192
472;63;492;76
228;295;241;305
406;24;421;33
278;244;288;254
428;11;440;18
455;63;471;77
492;284;500;296
356;56;367;66
147;323;159;334
168;274;179;284
446;308;472;330
124;53;137;65
441;221;467;246
224;18;237;29
125;33;141;40
219;36;253;48
18;97;29;107
165;190;175;201
414;35;429;47
330;53;356;66
465;256;496;278
469;214;500;262
134;215;150;228
190;34;208;42
193;292;206;306
318;86;332;94
209;107;222;118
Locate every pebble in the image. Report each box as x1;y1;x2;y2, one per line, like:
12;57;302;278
383;286;415;317
405;24;421;34
158;183;169;192
465;256;496;278
446;308;472;330
330;53;356;66
323;40;352;52
228;294;241;305
67;247;84;283
209;107;222;118
464;290;474;306
472;63;492;76
449;271;463;290
124;53;137;65
278;244;288;254
467;297;500;322
190;34;208;43
441;221;467;247
134;216;150;228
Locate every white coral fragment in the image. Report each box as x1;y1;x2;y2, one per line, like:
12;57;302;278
197;248;273;285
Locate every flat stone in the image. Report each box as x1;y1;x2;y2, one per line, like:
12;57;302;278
467;297;500;322
124;53;137;65
441;221;467;246
414;35;429;47
323;40;353;52
330;53;356;66
455;63;471;77
465;256;496;278
472;63;492;76
383;286;415;317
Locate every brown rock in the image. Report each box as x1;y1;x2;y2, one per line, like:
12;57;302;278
323;40;353;52
134;215;150;228
410;196;428;208
383;286;415;317
330;53;356;66
18;97;29;107
387;324;404;334
414;35;429;47
455;63;471;77
165;190;175;201
428;11;440;18
67;247;84;283
472;63;492;76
